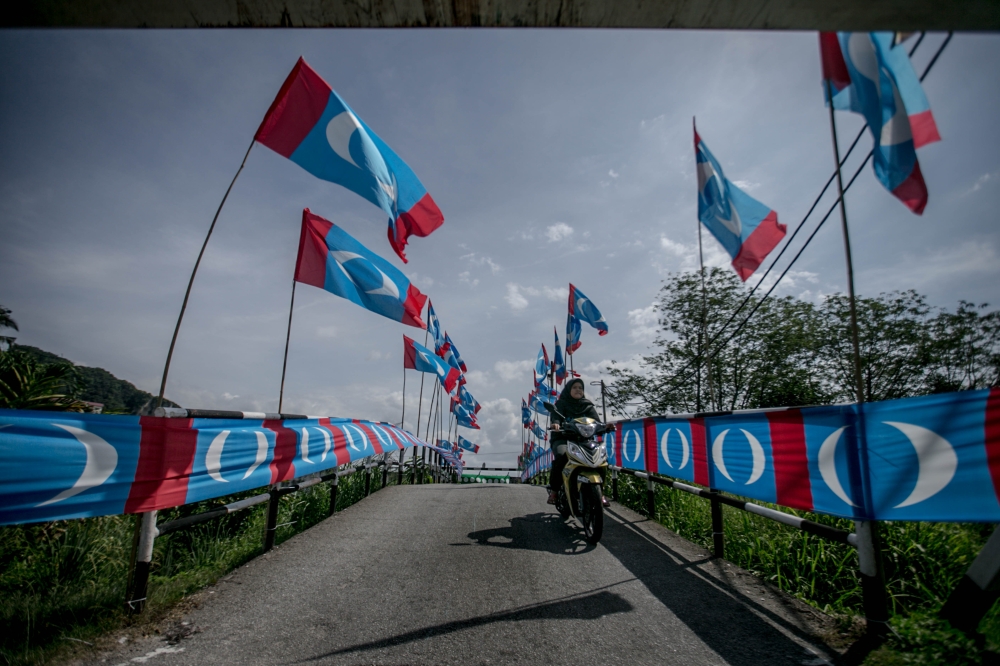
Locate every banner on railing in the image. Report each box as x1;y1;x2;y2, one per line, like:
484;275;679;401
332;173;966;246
0;410;430;526
424;441;465;475
520;449;553;483
604;388;1000;522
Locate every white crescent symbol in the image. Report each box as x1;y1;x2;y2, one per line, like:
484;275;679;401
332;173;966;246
660;429;673;468
326;110;363;168
243;431;269;480
371;426;392;450
300;428;313;464
886;421;958;509
365;267;400;299
712;429;734;483
344;425;370;452
678;429;690;470
319;427;331;462
37;424;119;506
206;430;230;483
715;198;742;237
818;426;855;507
847;33;879;83
623;430;640;463
741;429;765;485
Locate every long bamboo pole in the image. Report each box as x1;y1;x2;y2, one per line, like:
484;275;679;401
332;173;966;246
277;280;298;413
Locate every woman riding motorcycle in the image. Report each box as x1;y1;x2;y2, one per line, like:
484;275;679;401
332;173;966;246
547;378;609;507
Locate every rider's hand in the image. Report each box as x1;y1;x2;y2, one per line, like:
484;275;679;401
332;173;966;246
551;423;560;431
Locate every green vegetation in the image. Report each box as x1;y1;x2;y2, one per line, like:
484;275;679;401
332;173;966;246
0;466;420;666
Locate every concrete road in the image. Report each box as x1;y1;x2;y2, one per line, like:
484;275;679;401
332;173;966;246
90;484;842;666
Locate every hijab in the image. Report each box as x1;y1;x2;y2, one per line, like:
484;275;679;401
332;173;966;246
554;378;597;420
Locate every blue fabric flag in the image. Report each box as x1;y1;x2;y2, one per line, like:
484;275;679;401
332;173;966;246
568;284;609;335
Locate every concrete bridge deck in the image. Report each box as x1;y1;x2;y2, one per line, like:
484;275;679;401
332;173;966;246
89;484;843;666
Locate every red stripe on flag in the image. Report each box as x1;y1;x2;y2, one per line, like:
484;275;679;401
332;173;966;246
732;211;787;281
892;160;928;215
644;418;658;474
389;193;445;263
354;421;384;455
402;284;428;329
691;418;709;486
767;410;814;511
125;417;198;513
254;57;333;158
294;209;333;288
265;420;298;484
986;388;1000;505
614;422;623;468
320;419;352;466
819;32;852;91
909;109;941;150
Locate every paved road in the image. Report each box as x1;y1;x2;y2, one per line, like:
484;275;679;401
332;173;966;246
91;484;841;666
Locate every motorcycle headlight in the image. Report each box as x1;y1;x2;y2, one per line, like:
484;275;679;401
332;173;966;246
568;443;584;460
576;423;596;438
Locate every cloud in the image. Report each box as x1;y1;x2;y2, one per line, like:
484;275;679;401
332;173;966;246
460;253;501;275
963;171;999;196
366;350;388;361
731;179;761;192
660;235;689;257
222;392;239;400
627;304;659;344
546;222;574;242
608;169;619;178
459;271;479;287
505;283;529;310
494;359;533;381
315;325;338;339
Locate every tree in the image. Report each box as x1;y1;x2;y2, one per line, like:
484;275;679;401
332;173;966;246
925;301;1000;393
0;349;87;411
0;304;17;350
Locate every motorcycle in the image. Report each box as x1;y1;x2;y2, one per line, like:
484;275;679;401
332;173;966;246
544;401;613;544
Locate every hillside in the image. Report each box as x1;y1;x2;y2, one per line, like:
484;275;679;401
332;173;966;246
12;345;179;414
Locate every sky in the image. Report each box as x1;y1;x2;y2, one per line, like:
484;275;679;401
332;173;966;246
1;29;998;470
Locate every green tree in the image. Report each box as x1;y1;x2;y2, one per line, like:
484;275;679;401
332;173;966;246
925;301;1000;393
0;349;87;411
0;304;17;350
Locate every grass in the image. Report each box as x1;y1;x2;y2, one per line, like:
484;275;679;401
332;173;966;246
0;464;428;666
613;473;999;665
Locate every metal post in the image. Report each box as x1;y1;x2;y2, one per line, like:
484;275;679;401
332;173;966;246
397;450;404;485
646;477;656;518
328;474;339;516
364;466;371;496
711;494;724;558
263;486;280;552
381;463;387;489
612;468;618;502
410;445;418;485
126;510;157;614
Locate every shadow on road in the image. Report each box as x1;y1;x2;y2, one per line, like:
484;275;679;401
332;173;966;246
600;508;837;666
291;590;633;662
466;512;596;555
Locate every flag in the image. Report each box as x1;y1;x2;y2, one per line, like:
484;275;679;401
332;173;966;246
403;335;460;393
427;300;445;350
447;335;468;373
694;129;787;281
457;436;479;453
439;332;462;373
823;33;940;214
455;410;480;429
553;327;566;385
568;284;609;335
566;313;582;355
531;422;547;440
459;385;481;414
256;59;443;263
522;399;531;428
296;209;427;327
528;392;548;415
535;344;549;377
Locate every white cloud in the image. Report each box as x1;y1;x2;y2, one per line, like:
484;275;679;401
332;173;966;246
366;350;388;361
546;222;574;242
963;171;998;196
460;253;501;275
732;179;761;192
222;392;239;400
459;271;479;287
505;283;529;310
316;326;338;339
608;169;619;178
627;304;659;344
494;359;533;381
660;235;690;257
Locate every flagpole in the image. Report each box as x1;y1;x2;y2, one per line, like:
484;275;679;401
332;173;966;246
157;139;255;408
401;367;406;430
412;305;430;484
277;280;298;413
694;118;719;413
825;78;887;635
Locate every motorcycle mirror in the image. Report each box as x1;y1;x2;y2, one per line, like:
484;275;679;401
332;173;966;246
543;402;564;418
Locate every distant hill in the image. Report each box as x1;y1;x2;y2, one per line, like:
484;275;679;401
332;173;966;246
13;345;179;414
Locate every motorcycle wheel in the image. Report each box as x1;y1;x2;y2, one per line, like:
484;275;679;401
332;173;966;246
581;484;604;544
555;487;571;518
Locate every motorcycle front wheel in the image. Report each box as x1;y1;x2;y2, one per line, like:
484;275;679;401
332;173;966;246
580;484;604;544
555;487;571;518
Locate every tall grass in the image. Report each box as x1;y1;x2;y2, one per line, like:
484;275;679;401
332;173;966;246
0;465;410;666
614;474;999;664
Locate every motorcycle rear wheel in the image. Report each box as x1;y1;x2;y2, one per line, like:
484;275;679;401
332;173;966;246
581;484;604;544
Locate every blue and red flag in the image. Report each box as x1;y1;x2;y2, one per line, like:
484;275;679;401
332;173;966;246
553;327;566;385
427;300;445;351
255;58;444;262
566;313;582;355
531;421;547;440
695;128;787;281
458;385;481;414
457;436;479;453
821;33;941;214
447;334;468;373
403;335;460;393
522;399;531;428
535;344;549;378
568;284;609;335
455;409;480;430
295;209;427;327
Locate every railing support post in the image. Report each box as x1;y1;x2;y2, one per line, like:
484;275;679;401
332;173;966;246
263;486;280;552
364;466;371;496
646;477;656;518
710;491;724;558
328;473;339;516
612;468;619;502
126;510;157;615
381;464;387;489
855;520;889;634
397;453;404;485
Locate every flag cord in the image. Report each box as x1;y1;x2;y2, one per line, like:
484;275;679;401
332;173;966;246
640;33;949;403
401;367;406;430
277;280;297;413
156;139;255;408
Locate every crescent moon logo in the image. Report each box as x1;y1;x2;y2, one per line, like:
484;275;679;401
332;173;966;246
371;426;392;451
343;425;370;452
326;110;364;168
885;421;958;508
818;426;855;506
319;427;331;462
37;424;119;506
365;267;400;299
206;430;230;483
244;431;269;480
658;428;690;470
712;429;734;483
660;429;673;468
299;428;313;464
622;430;641;463
741;429;766;485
